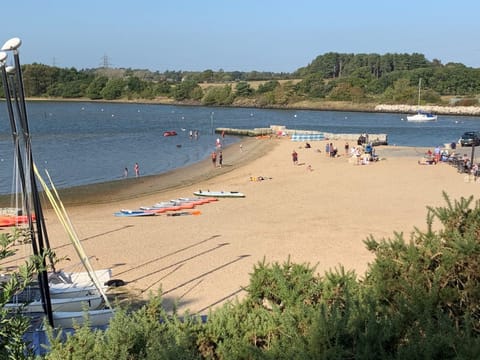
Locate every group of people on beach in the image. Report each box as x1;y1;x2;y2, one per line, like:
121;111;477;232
211;150;223;168
124;162;140;178
291;140;380;168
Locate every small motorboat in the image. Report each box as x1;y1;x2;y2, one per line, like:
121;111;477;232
163;131;177;137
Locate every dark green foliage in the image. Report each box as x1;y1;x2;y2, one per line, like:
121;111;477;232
202;85;234;106
173;80;202;101
256;80;279;94
44;296;203;359
101;78;126;100
85;76;108;99
153;81;172;96
295;74;332;98
235;81;253;97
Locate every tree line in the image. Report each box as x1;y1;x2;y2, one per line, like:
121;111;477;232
1;52;480;107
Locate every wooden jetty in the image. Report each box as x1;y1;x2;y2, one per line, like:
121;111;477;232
216;125;388;146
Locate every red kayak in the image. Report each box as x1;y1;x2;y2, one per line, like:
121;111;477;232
163;131;177;137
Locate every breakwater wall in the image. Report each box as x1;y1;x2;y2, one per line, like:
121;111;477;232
375;104;480;116
216;125;388;145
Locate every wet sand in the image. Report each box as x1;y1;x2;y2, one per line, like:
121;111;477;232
2;138;479;314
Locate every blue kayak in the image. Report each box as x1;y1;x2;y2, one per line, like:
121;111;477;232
114;209;156;217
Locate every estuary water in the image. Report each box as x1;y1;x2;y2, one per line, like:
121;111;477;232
0;101;478;195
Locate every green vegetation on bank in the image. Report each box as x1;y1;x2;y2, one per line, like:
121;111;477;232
2;193;480;358
2;52;480;109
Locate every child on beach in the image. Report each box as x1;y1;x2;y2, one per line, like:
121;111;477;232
211;151;217;167
292;150;298;165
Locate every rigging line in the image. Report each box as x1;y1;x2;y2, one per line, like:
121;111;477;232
34;164;112;309
45;168;112;309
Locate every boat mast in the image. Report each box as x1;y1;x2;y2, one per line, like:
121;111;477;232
1;38;54;327
417;78;422;107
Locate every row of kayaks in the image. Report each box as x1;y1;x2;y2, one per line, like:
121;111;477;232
114;191;245;217
114;196;218;217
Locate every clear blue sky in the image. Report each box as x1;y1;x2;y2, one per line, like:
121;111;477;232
2;0;479;72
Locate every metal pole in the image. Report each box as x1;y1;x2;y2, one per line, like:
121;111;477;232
211;112;214;135
2;38;54;327
471;145;476;169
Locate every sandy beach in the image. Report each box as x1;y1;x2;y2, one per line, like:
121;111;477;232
3;137;480;314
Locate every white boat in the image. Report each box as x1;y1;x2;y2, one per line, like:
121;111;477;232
406;78;437;122
406;111;437;122
5;294;105;312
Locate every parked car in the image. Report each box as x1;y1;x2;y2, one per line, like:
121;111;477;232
460;131;480;147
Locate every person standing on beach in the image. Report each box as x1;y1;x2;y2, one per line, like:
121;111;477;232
211;151;217;168
219;151;223;168
134;162;140;177
124;167;128;178
292;150;298;165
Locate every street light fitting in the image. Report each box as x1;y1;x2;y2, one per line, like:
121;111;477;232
1;37;21;51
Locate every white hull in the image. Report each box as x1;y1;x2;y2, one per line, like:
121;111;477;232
48;269;112;287
17;283;99;300
52;309;114;328
406;113;437;122
193;190;245;198
5;294;104;313
49;284;100;299
29;308;115;329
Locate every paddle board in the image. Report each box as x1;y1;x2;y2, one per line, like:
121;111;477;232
193;190;245;198
114;209;156;217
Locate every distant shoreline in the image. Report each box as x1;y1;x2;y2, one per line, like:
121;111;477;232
21;97;480;117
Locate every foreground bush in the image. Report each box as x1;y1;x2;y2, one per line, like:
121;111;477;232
42;193;480;359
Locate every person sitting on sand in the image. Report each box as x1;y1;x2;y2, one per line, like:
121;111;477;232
418;157;436;165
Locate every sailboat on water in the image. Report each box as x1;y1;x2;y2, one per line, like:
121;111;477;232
406;78;438;122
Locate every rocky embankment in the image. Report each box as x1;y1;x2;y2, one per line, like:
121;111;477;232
375;104;480;116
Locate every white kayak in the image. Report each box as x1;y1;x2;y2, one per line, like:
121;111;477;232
193;190;245;198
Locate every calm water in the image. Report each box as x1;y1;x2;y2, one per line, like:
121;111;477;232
0;101;478;195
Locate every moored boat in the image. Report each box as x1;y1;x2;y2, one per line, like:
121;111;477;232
406;111;437;122
406;78;437;122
